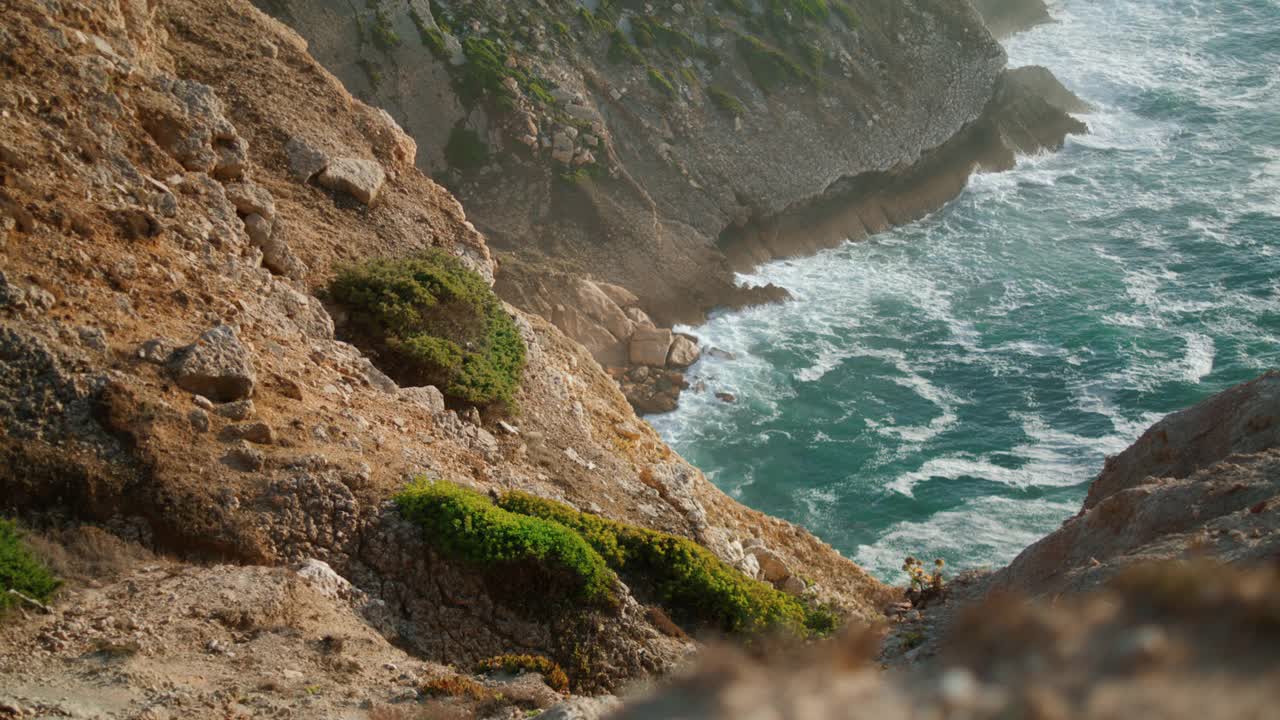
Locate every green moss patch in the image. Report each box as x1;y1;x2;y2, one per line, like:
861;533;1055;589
737;34;812;93
709;86;746;116
647;68;677;98
395;480;616;603
0;519;59;612
445;127;490;171
499;492;837;637
327;251;525;409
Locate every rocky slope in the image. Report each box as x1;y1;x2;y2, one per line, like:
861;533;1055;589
254;0;1087;410
0;0;888;707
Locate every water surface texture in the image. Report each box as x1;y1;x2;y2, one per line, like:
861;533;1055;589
651;0;1280;581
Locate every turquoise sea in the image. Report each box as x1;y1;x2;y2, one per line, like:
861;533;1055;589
651;0;1280;581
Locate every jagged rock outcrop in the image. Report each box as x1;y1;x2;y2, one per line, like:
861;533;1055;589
971;0;1053;38
0;0;888;699
991;372;1280;596
256;0;1087;374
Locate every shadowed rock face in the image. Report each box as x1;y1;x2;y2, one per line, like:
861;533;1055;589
972;0;1054;38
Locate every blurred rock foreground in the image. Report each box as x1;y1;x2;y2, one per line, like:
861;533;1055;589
0;0;1275;718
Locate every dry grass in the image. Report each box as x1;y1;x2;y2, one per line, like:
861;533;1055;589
22;525;157;585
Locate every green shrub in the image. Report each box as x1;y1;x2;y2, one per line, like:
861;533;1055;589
394;480;616;604
0;519;59;611
475;654;570;693
327;251;526;408
499;492;834;637
708;86;746;116
832;1;860;28
445;127;490;171
409;6;449;59
459;37;513;103
370;9;401;52
607;29;643;65
736;34;811;93
647;68;676;98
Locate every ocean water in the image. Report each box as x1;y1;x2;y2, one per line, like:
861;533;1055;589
650;0;1280;582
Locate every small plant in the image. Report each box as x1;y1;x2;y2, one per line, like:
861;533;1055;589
370;9;401;52
901;630;926;650
607;29;643;65
0;519;60;612
409;6;449;59
327;251;526;408
902;556;945;606
423;674;492;701
445;127;489;171
475;654;569;693
394;479;616;604
736;34;812;93
708;86;746;117
647;67;676;98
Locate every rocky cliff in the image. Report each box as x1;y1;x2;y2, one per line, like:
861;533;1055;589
253;0;1086;405
588;372;1280;719
0;0;887;711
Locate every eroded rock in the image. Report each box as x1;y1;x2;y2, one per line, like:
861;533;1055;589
171;324;257;402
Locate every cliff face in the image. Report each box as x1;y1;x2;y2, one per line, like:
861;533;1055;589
255;0;1085;379
0;0;887;700
596;372;1280;720
972;0;1053;38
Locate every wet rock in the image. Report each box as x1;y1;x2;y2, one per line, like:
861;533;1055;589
715;392;737;403
667;335;700;368
171;325;257;402
318;157;386;205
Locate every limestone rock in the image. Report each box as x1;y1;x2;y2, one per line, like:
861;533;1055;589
541;696;621;720
225;181;276;224
747;546;791;583
170;325;257;402
630;326;673;367
667;335;700;368
400;385;446;415
284;136;329;181
318;157;386;205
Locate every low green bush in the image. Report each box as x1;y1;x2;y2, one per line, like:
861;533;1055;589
709;86;746;116
0;519;59;612
607;29;643;65
647;67;677;98
394;480;615;604
499;492;834;637
370;8;401;52
736;34;812;92
327;251;526;408
445;127;489;171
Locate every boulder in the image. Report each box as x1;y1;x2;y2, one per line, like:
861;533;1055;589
667;335;700;368
318;157;386;205
225;181;276;224
576;280;634;343
541;696;621;720
747;546;791;584
596;282;640;309
401;385;446;415
629;326;673;368
284;136;329;182
170;324;257;402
